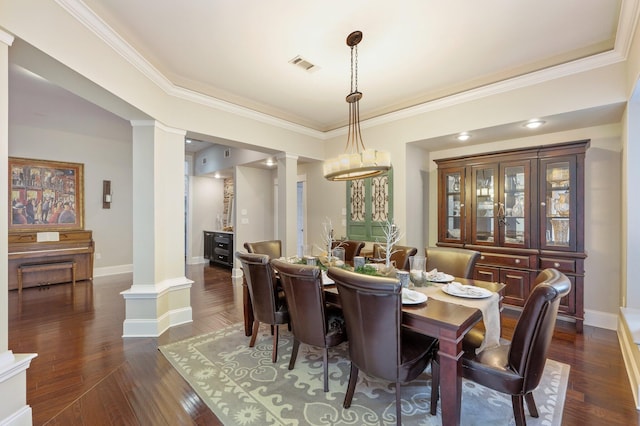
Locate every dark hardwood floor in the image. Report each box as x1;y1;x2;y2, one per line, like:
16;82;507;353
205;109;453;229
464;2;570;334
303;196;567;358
8;263;639;425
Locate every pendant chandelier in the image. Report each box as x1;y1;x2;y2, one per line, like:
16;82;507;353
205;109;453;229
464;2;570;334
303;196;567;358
323;31;391;181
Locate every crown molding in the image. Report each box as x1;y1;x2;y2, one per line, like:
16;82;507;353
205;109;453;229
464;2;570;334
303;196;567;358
58;0;637;141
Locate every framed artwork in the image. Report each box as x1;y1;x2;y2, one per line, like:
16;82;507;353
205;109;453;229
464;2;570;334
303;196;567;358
9;157;84;232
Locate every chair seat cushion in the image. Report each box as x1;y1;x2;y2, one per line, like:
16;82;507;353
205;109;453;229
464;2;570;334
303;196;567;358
399;328;438;383
462;344;524;395
325;305;347;347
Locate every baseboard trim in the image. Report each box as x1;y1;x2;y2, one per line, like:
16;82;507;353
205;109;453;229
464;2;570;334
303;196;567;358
618;308;640;409
94;264;133;278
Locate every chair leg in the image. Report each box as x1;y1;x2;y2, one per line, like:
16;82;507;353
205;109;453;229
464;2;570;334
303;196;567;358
511;395;527;426
343;363;359;408
289;338;300;370
249;321;260;347
430;358;440;415
272;324;279;363
524;392;539;418
323;348;329;392
395;381;402;426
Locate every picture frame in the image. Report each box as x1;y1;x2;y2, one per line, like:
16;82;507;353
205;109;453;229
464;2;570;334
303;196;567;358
9;157;84;232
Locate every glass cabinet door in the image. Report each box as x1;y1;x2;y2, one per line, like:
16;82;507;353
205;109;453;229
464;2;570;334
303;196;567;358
471;165;497;244
439;168;465;242
501;163;529;247
541;158;575;251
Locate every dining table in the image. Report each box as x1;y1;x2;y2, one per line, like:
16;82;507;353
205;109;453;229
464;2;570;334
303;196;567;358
241;267;504;426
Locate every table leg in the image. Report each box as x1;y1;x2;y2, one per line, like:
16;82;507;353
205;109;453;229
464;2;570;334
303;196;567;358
437;331;463;426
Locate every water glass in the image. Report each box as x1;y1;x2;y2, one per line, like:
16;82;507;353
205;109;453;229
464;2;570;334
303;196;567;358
409;255;427;286
353;256;365;268
397;270;410;288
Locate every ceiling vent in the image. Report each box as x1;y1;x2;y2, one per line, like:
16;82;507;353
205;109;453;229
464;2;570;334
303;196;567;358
289;56;319;72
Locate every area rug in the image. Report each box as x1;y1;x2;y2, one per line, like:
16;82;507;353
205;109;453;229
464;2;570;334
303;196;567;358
159;323;569;425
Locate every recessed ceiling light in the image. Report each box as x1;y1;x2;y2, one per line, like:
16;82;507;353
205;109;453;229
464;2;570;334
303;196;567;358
456;132;471;141
265;158;275;167
524;119;545;129
214;172;221;179
185;139;192;144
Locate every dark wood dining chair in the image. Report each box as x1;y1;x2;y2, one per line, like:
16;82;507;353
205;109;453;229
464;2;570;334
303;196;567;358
425;246;480;278
271;259;347;391
244;240;282;260
430;268;571;426
331;240;365;265
236;252;289;363
327;267;438;426
372;244;418;270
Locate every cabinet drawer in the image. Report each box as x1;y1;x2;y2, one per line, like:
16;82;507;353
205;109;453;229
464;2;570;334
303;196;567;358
214;234;231;245
215;247;229;257
539;257;576;273
478;253;531;268
215;253;230;263
216;241;229;249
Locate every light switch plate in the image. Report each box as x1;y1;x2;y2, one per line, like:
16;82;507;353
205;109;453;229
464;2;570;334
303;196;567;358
241;218;249;224
241;209;248;215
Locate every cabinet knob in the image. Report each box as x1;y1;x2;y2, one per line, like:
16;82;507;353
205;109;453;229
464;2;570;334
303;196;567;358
541;202;546;206
515;259;520;264
554;262;560;268
480;255;485;260
460;203;464;207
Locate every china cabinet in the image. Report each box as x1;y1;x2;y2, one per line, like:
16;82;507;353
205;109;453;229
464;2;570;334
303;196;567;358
435;140;588;331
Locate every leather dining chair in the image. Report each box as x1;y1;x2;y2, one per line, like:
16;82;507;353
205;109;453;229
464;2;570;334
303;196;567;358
236;252;289;363
425;246;480;278
372;244;418;271
430;268;571;426
327;267;438;426
244;240;282;260
331;240;365;265
271;259;347;392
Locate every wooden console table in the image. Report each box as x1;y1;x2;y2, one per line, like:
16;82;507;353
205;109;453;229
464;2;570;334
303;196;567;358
8;230;94;291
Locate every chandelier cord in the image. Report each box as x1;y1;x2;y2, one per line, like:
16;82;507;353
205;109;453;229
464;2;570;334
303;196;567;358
346;42;366;154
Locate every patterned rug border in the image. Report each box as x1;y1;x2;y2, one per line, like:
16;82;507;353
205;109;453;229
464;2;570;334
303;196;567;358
159;323;569;426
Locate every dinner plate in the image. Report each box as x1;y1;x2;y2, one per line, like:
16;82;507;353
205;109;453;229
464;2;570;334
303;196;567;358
426;272;455;283
441;283;492;299
402;289;428;305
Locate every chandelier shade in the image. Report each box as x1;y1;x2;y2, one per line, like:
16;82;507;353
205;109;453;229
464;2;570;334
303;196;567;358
323;31;391;181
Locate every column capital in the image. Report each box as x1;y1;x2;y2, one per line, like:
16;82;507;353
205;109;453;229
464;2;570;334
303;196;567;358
0;29;14;47
129;120;186;136
276;153;299;161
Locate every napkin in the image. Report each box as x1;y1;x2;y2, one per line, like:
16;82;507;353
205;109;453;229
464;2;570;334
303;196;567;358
447;282;487;297
426;268;447;281
402;288;426;302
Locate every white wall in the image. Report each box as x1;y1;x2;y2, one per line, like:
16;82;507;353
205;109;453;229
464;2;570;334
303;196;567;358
300;161;347;253
8;122;134;273
188;175;224;264
234;165;275;264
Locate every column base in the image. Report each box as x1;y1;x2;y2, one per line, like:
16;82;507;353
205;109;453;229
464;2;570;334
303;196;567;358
121;277;193;337
0;351;37;426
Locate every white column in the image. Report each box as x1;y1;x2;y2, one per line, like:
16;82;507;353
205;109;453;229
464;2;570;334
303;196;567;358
277;153;298;256
121;121;193;337
0;28;38;426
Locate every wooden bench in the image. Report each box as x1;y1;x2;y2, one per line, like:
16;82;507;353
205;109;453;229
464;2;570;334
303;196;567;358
17;261;76;293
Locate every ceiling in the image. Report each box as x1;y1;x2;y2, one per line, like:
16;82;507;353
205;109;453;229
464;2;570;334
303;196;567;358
77;0;625;133
7;0;633;158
